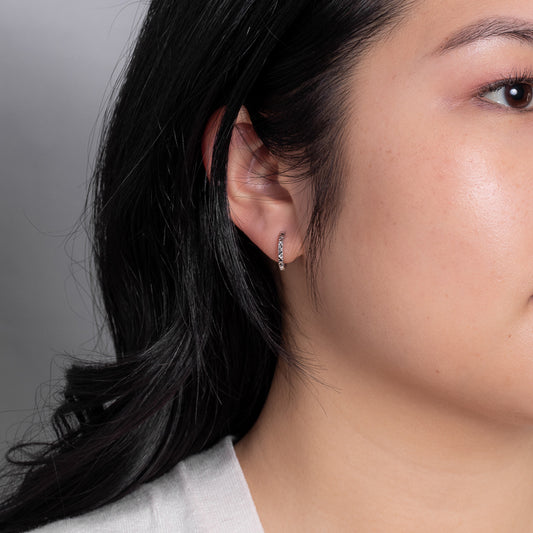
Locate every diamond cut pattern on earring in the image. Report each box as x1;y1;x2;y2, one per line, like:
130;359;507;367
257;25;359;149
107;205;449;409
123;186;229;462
278;232;286;271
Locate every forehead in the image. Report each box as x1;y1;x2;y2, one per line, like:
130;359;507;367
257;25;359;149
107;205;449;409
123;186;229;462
348;0;533;89
394;0;533;53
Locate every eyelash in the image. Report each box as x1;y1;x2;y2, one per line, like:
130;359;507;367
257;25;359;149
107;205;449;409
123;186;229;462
476;68;533;112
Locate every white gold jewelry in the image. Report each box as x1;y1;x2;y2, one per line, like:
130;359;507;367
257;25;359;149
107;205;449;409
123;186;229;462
278;232;286;271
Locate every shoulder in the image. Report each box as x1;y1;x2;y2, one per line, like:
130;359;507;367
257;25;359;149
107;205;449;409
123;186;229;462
29;436;263;533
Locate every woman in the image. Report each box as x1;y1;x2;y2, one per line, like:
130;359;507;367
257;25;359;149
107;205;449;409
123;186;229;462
4;0;533;530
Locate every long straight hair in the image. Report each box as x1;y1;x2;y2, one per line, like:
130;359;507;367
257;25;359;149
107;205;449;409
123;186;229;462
0;1;410;530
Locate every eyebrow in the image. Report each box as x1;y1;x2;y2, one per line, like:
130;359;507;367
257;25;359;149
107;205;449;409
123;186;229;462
434;17;533;55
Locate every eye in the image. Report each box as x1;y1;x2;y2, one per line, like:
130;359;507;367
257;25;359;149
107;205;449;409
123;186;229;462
481;81;533;110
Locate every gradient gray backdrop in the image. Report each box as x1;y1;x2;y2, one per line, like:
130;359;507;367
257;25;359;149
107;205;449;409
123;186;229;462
0;1;146;454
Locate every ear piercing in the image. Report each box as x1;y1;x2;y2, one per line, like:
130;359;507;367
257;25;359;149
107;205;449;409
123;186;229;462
278;232;286;271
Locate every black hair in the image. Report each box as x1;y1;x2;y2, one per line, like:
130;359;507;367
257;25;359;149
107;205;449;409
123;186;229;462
0;1;411;530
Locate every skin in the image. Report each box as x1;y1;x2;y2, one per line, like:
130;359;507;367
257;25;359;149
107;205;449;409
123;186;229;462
205;0;533;530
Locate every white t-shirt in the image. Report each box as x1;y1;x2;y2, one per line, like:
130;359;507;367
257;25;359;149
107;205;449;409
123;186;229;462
30;436;264;532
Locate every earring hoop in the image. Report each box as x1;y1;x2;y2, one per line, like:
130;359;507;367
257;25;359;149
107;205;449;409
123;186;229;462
278;232;286;271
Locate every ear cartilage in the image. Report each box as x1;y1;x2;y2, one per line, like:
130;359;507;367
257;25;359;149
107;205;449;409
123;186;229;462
278;232;286;271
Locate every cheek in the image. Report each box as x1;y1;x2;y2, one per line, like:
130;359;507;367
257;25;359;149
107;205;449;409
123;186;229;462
338;126;520;320
315;111;533;416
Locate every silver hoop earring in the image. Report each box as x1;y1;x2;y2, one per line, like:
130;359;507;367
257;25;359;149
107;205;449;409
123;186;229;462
278;232;286;271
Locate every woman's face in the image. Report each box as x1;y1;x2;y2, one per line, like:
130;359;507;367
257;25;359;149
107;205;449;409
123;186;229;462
305;0;533;423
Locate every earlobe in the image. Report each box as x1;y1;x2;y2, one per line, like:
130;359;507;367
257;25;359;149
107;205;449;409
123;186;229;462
202;107;304;268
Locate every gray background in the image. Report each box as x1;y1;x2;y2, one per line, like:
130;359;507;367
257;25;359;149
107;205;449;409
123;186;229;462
0;1;146;455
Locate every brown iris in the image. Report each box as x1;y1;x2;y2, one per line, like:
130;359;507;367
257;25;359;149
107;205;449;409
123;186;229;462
505;83;533;109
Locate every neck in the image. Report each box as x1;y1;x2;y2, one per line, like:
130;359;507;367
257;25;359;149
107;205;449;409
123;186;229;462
236;348;533;532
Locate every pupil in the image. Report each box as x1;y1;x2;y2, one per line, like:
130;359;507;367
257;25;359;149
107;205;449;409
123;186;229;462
505;83;533;108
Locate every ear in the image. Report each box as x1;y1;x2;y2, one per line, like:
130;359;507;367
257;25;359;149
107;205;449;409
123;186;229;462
202;107;304;268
